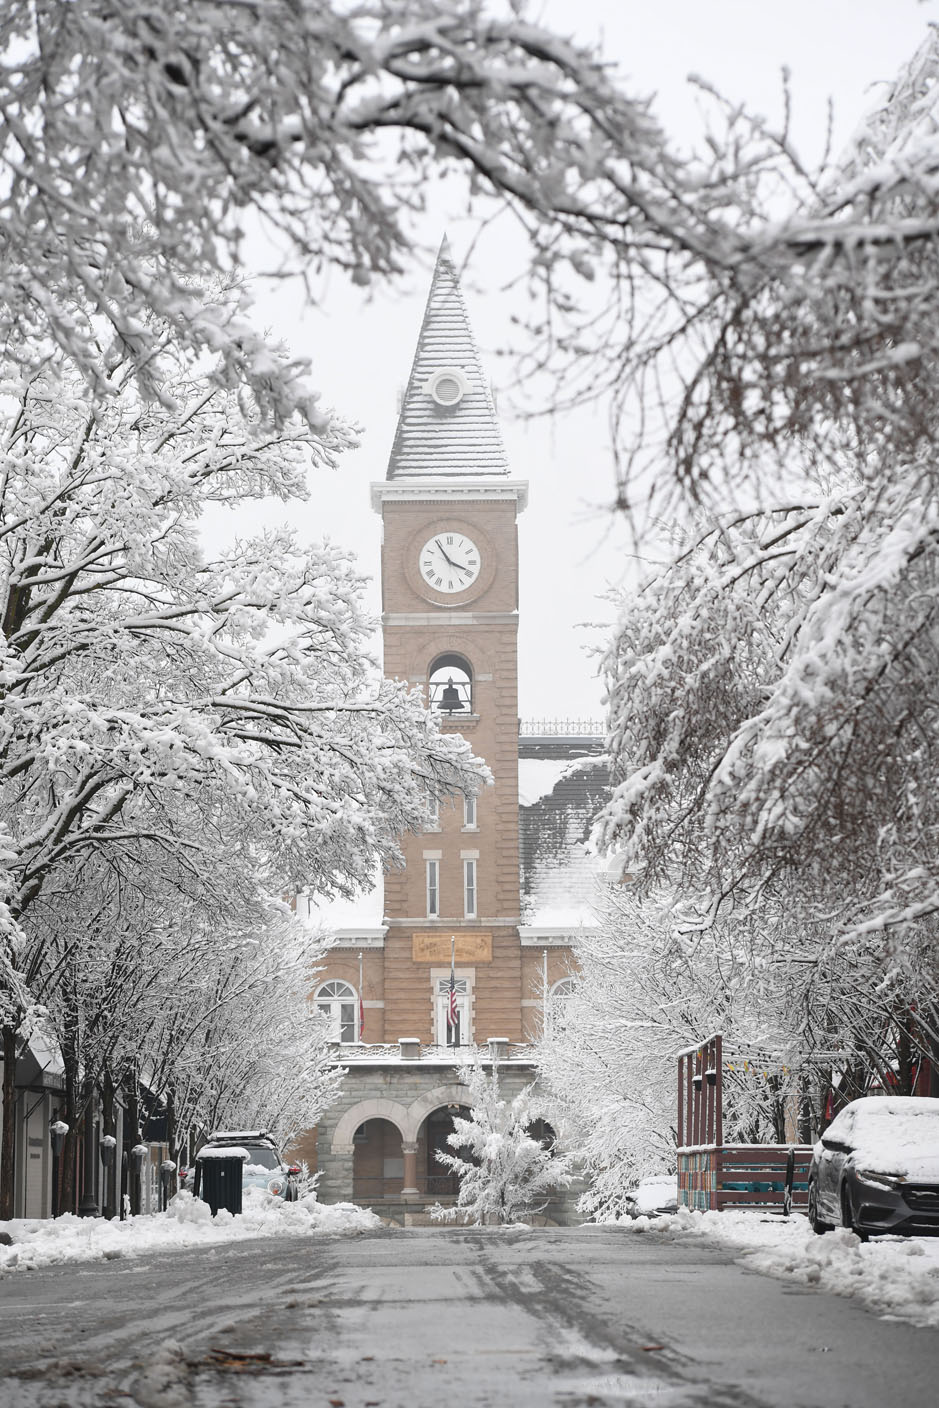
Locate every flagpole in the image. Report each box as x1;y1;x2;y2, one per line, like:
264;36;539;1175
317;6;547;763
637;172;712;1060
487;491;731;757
543;947;549;1034
358;950;364;1044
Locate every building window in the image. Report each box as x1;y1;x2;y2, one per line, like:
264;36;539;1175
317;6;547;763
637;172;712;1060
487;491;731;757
549;977;576;1001
463;794;476;829
463;859;477;918
545;976;575;1033
425;794;440;831
316;980;358;1043
426;859;439;917
436;977;470;1046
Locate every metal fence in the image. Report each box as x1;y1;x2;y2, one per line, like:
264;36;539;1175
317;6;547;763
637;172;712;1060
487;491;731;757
518;719;604;736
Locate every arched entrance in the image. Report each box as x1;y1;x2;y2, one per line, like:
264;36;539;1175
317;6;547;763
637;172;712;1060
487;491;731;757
422;1105;472;1197
352;1118;404;1202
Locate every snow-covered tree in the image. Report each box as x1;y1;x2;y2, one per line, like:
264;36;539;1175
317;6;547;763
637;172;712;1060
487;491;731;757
0;350;484;1213
561;34;939;1201
537;879;930;1217
596;497;939;1053
23;800;344;1207
431;1061;573;1225
0;0;684;421
5;4;939;490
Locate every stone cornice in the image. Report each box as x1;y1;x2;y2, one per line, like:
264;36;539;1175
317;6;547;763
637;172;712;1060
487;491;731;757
371;479;529;513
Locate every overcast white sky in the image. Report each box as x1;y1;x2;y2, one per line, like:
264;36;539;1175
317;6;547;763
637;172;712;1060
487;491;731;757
244;0;934;721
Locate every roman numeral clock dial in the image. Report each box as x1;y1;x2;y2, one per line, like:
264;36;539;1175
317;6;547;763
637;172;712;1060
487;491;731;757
419;533;481;594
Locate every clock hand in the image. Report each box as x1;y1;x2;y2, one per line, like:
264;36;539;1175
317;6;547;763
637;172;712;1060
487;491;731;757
434;538;459;569
435;540;476;576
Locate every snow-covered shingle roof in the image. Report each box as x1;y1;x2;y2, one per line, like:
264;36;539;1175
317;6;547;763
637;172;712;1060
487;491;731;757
386;237;509;481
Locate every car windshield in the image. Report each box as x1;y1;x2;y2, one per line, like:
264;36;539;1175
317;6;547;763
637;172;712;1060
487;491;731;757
240;1146;280;1171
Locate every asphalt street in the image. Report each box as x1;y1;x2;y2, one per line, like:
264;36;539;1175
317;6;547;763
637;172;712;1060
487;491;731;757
0;1225;935;1408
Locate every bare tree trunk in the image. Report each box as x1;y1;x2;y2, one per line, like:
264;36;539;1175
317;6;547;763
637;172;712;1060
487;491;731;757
165;1087;178;1201
101;1071;116;1219
60;1027;81;1214
0;1024;17;1220
123;1071;142;1216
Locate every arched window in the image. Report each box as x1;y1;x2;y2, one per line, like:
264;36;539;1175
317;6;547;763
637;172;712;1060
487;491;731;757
428;653;473;715
549;977;576;1001
316;980;358;1043
544;976;576;1035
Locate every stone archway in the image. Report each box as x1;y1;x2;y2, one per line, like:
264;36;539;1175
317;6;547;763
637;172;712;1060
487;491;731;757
402;1084;468;1142
331;1098;409;1154
424;1104;472;1197
353;1118;404;1202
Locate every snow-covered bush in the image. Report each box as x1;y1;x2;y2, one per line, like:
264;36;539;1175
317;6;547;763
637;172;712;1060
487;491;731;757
431;1062;573;1226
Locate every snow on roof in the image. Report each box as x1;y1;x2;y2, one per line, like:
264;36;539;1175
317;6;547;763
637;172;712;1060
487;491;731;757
518;758;574;807
385;237;509;481
518;755;610;929
300;867;385;938
16;1009;65;1081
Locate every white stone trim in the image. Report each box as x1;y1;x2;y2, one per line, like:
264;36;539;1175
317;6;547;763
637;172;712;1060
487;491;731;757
331;930;386;948
384;917;520;928
383;612;519;626
371;479;529;512
519;927;594;946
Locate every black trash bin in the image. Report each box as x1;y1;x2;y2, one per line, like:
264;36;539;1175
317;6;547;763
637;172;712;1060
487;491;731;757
194;1153;244;1216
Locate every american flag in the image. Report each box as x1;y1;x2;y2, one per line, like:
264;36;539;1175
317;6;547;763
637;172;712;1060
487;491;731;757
447;968;458;1033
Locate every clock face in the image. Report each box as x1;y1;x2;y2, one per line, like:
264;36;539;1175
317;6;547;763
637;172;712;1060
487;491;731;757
419;532;481;594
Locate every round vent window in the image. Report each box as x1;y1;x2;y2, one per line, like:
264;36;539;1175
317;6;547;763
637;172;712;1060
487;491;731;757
424;368;469;407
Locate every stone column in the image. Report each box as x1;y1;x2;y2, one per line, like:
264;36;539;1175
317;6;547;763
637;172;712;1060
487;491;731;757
321;1144;355;1204
401;1142;419;1201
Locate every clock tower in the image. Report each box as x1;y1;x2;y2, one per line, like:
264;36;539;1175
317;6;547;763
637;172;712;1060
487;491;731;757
296;240;584;1222
372;236;528;1045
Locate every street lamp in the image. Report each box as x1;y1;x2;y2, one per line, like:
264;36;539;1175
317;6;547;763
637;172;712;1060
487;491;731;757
99;1134;117;1219
160;1159;177;1211
50;1120;68;1219
128;1143;148;1216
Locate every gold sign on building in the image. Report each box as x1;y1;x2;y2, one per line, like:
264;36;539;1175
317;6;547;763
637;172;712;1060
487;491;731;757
412;932;492;963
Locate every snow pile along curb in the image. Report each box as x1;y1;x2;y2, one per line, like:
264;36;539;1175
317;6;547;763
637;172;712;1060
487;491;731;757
0;1189;380;1276
609;1208;939;1329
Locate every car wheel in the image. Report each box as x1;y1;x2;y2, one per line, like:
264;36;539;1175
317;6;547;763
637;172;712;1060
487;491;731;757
840;1184;868;1241
807;1180;832;1235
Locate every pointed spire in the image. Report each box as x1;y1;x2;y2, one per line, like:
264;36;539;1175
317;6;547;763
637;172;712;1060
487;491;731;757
385;238;509;481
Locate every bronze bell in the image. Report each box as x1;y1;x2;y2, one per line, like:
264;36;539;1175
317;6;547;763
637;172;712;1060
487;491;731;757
438;677;464;712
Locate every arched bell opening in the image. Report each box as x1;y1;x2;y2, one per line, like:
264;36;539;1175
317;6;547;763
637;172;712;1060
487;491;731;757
428;653;473;715
352;1118;404;1202
420;1105;474;1197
